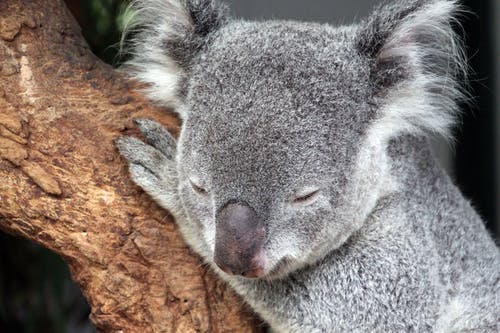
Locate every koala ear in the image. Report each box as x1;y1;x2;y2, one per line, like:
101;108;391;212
122;0;227;116
356;0;467;140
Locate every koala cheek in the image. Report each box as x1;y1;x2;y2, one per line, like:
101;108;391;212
202;222;217;254
273;203;334;260
178;186;216;237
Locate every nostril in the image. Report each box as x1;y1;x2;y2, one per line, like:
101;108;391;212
221;266;234;275
216;262;235;276
215;261;265;278
242;267;265;279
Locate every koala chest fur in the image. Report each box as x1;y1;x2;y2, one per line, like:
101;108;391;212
117;0;500;331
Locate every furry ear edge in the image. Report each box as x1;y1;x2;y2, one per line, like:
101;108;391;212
120;0;228;117
357;0;468;141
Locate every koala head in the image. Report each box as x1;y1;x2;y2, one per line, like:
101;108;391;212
125;0;465;279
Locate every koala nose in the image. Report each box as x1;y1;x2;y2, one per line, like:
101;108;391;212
214;201;266;279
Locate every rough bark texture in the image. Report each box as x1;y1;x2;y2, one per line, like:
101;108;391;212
0;1;261;332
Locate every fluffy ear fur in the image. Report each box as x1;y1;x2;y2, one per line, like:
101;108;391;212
122;0;227;115
357;0;467;141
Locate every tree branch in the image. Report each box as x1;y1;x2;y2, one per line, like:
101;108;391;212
0;0;261;331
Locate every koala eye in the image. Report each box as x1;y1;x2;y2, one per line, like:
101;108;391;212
190;179;209;196
291;189;320;205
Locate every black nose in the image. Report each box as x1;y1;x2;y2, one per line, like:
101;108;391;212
214;201;266;278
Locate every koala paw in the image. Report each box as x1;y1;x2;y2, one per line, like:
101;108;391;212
115;119;180;211
133;118;177;160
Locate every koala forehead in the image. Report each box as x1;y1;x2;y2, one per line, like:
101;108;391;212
180;21;376;195
187;20;375;116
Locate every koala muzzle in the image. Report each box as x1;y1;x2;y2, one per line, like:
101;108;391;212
214;201;266;278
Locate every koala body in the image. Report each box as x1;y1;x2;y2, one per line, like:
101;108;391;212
117;0;500;331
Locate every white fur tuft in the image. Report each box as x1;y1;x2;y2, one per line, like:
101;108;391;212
120;0;193;116
377;0;468;142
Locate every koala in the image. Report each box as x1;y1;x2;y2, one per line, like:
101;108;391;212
116;0;500;332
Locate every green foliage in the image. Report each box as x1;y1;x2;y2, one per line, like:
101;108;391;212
72;0;130;66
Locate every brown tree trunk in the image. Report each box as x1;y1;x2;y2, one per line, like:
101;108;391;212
0;1;261;332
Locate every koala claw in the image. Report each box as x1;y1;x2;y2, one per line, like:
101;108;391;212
128;162;162;193
115;136;169;178
133;118;177;160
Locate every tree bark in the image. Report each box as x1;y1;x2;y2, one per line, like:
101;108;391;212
0;1;261;332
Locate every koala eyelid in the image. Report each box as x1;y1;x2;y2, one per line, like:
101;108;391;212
189;179;209;196
291;189;320;205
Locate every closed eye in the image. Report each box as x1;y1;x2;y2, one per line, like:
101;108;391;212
291;189;320;205
190;180;209;196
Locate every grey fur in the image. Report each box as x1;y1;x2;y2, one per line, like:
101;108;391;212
117;0;500;331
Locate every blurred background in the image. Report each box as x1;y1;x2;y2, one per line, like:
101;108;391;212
0;0;497;332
